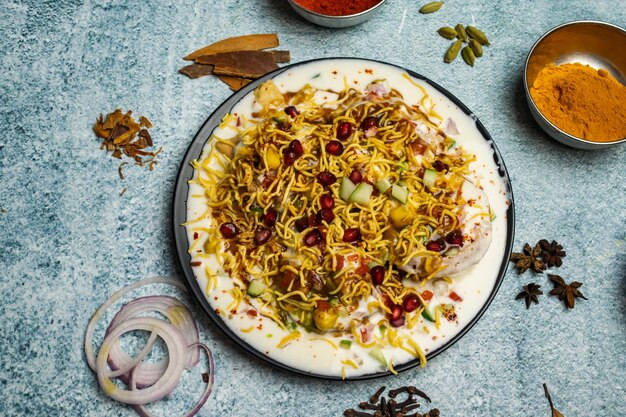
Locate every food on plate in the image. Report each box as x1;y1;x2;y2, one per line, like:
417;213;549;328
185;60;509;377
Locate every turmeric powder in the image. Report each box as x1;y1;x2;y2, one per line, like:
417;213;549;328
530;63;626;142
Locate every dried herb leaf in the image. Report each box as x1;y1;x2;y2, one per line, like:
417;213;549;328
184;33;279;60
548;274;587;309
516;283;542;308
510;243;545;273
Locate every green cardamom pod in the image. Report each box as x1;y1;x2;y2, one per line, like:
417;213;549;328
437;27;457;40
462;46;476;67
469;39;483;57
466;26;491;46
455;24;468;41
444;40;463;63
419;2;444;14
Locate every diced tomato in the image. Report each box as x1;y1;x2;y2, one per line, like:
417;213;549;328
278;271;295;289
449;291;463;302
409;140;427;155
335;255;345;271
347;254;359;262
316;300;330;311
355;265;369;276
421;290;434;302
360;328;369;343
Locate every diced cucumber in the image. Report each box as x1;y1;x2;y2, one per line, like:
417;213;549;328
421;308;435;322
444;247;460;257
368;346;387;366
329;297;340;307
348;182;373;205
378;325;387;337
375;178;392;193
339;340;352;349
247;279;267;297
391;184;408;204
397;179;407;187
423;169;437;188
367;261;379;269
339;177;357;201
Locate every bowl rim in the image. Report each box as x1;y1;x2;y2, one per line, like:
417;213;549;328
172;57;516;380
523;20;626;147
286;0;387;19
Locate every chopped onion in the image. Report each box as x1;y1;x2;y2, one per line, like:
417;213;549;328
84;276;214;417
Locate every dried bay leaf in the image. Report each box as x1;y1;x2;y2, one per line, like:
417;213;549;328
179;64;214;79
184;33;279;60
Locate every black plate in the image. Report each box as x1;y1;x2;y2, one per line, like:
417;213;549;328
173;58;515;380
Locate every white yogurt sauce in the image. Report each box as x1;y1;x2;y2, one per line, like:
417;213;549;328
185;59;511;377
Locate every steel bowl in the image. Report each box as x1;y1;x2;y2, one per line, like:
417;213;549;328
524;21;626;149
286;0;386;28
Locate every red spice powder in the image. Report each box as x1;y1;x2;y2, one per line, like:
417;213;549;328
295;0;382;16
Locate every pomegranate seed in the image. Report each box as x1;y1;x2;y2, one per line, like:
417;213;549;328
390;316;406;328
295;216;309;232
325;140;344;156
390;304;403;321
284;106;299;117
432;160;449;172
360;116;378;130
425;238;446;252
319;194;335;209
219;223;239;239
403;294;420;312
284;150;297;166
263;208;278;227
309;213;320;226
336;122;353;140
342;228;361;243
289;140;304;157
304;229;322;246
317;171;337;187
370;265;385;285
254;229;271;245
316;208;335;224
348;170;362;184
445;229;464;246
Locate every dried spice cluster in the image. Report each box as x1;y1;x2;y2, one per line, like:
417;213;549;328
93;109;160;178
344;386;440;417
179;33;291;91
510;239;587;309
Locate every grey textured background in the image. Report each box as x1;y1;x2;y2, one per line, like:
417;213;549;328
0;1;625;416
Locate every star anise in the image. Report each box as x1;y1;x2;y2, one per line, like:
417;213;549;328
539;239;566;267
516;283;543;308
510;243;545;273
548;274;587;309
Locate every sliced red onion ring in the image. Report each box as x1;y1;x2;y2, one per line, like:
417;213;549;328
85;276;187;372
84;276;214;417
106;296;199;388
132;343;215;417
96;317;187;405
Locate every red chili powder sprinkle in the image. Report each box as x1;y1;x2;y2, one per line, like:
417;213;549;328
295;0;381;16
